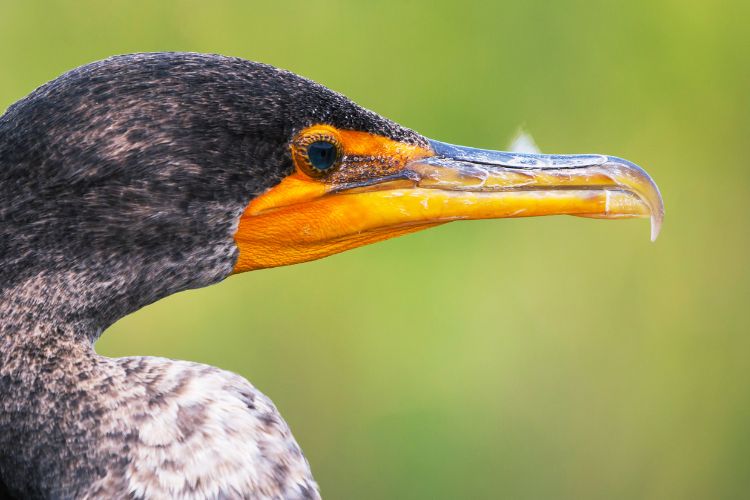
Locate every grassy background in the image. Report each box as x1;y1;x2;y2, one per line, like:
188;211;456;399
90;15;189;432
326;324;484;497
1;0;748;498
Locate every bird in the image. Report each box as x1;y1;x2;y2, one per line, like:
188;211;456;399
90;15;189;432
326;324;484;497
0;52;663;499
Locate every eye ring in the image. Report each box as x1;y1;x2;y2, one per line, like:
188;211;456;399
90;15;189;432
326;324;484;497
291;131;343;178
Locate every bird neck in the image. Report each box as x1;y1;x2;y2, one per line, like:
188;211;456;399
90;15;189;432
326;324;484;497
0;272;95;374
1;242;235;340
0;281;126;498
1;268;106;342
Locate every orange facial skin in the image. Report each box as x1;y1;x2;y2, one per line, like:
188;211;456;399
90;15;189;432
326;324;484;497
233;125;435;272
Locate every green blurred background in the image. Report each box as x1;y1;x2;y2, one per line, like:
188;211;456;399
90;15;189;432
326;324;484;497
1;1;748;498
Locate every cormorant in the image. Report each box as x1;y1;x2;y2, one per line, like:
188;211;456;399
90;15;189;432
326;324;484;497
0;53;663;499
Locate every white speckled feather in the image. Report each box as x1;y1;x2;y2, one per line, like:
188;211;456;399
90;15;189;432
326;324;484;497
86;358;320;500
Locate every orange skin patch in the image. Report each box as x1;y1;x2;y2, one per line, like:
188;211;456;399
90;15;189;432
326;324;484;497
233;125;434;272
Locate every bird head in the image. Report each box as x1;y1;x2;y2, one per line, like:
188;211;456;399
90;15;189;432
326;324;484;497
0;53;662;327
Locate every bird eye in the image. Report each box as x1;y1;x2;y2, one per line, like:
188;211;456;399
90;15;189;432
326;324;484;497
291;128;344;178
306;141;339;172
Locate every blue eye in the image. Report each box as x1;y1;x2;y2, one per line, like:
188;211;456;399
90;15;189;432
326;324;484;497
307;141;339;171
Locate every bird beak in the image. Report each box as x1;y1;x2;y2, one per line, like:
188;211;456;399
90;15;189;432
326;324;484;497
409;140;664;241
233;132;664;273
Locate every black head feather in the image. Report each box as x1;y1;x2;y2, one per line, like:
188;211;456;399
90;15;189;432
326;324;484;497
0;52;426;331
